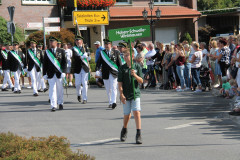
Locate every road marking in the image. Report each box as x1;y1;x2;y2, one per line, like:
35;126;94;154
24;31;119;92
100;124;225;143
72;138;119;146
165;121;208;130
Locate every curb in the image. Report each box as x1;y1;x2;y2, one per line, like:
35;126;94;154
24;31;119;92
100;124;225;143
212;88;240;125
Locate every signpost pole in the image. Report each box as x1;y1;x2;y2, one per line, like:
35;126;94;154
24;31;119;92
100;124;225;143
128;39;136;100
43;17;46;50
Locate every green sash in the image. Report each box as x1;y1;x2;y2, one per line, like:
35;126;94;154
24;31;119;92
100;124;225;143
1;50;8;60
28;49;41;68
120;54;126;65
101;50;118;72
10;51;25;75
46;49;67;84
73;46;89;67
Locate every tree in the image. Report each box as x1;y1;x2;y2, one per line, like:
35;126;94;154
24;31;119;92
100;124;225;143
197;0;240;11
198;25;215;45
0;16;24;44
26;28;75;47
180;32;192;44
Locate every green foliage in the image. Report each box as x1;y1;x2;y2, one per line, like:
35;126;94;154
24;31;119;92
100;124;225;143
0;132;95;160
180;32;192;44
0;16;24;44
26;28;75;47
90;63;96;72
198;0;240;11
198;25;215;45
89;76;96;85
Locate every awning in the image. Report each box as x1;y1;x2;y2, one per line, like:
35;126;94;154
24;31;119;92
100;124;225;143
110;6;201;21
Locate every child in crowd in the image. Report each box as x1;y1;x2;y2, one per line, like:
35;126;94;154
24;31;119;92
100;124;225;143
95;69;104;88
219;76;231;98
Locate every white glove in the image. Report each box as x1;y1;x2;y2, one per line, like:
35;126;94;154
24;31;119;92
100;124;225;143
43;75;48;80
88;56;91;61
61;73;66;78
24;68;28;73
0;70;3;75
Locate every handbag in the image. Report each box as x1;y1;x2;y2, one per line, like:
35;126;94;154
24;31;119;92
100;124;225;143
231;66;238;79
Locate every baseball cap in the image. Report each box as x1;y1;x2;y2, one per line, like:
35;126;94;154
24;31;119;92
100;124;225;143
94;41;101;45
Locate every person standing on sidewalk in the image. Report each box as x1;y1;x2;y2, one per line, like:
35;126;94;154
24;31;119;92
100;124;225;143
26;40;44;96
0;43;14;91
43;36;67;112
71;35;89;104
96;38;122;109
118;49;143;144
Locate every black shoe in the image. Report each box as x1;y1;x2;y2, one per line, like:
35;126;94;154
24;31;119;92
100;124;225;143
112;103;117;109
48;99;50;103
136;133;142;144
51;108;56;112
38;89;43;92
120;127;127;142
77;96;82;102
43;88;48;92
18;90;21;94
2;88;8;91
33;93;39;97
12;87;14;91
82;100;87;104
59;104;63;110
108;104;112;108
13;91;18;94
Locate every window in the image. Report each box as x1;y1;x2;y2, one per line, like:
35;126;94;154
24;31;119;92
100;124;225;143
154;0;175;4
116;0;130;4
22;0;55;5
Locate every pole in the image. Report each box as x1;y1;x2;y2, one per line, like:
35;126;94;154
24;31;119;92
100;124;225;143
128;39;135;100
11;34;13;45
74;0;77;11
43;17;46;50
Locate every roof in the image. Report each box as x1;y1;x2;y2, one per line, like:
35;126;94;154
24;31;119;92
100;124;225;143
110;6;201;21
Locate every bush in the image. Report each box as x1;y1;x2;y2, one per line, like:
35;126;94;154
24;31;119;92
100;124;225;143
0;16;24;44
90;63;96;72
26;28;75;47
198;25;215;45
180;32;192;44
89;76;96;85
0;132;95;160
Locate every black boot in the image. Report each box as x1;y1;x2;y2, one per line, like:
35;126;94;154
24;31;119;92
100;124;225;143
120;127;127;142
136;129;142;144
77;96;82;102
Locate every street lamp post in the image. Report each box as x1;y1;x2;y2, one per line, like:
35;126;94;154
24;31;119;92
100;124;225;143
142;0;161;44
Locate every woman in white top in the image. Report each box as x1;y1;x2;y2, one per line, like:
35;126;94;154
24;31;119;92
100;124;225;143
63;43;73;86
189;42;202;92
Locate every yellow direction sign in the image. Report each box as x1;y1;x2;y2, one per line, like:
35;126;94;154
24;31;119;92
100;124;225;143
73;11;109;25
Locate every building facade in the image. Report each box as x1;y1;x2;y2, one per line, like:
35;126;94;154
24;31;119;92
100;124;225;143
0;0;59;39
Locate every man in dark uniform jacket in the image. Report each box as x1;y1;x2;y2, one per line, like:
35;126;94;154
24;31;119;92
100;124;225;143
26;39;44;96
71;35;90;104
0;43;14;91
96;38;122;109
8;42;25;93
43;37;67;112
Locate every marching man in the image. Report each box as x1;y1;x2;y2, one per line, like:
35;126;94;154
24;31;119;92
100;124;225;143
0;43;14;91
43;37;67;112
71;35;89;104
118;42;127;65
26;40;44;96
96;38;122;109
8;42;25;94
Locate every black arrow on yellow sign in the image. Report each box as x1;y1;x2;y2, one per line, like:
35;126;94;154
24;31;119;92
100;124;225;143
101;15;106;21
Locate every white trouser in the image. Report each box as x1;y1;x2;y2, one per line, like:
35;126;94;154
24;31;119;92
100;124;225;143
2;70;13;89
29;66;40;94
103;73;118;105
48;74;64;109
40;77;46;90
13;70;22;91
237;69;240;87
75;69;88;101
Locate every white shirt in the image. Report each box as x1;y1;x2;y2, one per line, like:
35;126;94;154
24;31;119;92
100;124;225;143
202;48;208;68
65;49;72;67
145;49;156;66
191;51;202;68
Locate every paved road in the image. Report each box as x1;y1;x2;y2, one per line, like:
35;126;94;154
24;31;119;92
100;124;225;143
0;87;240;160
